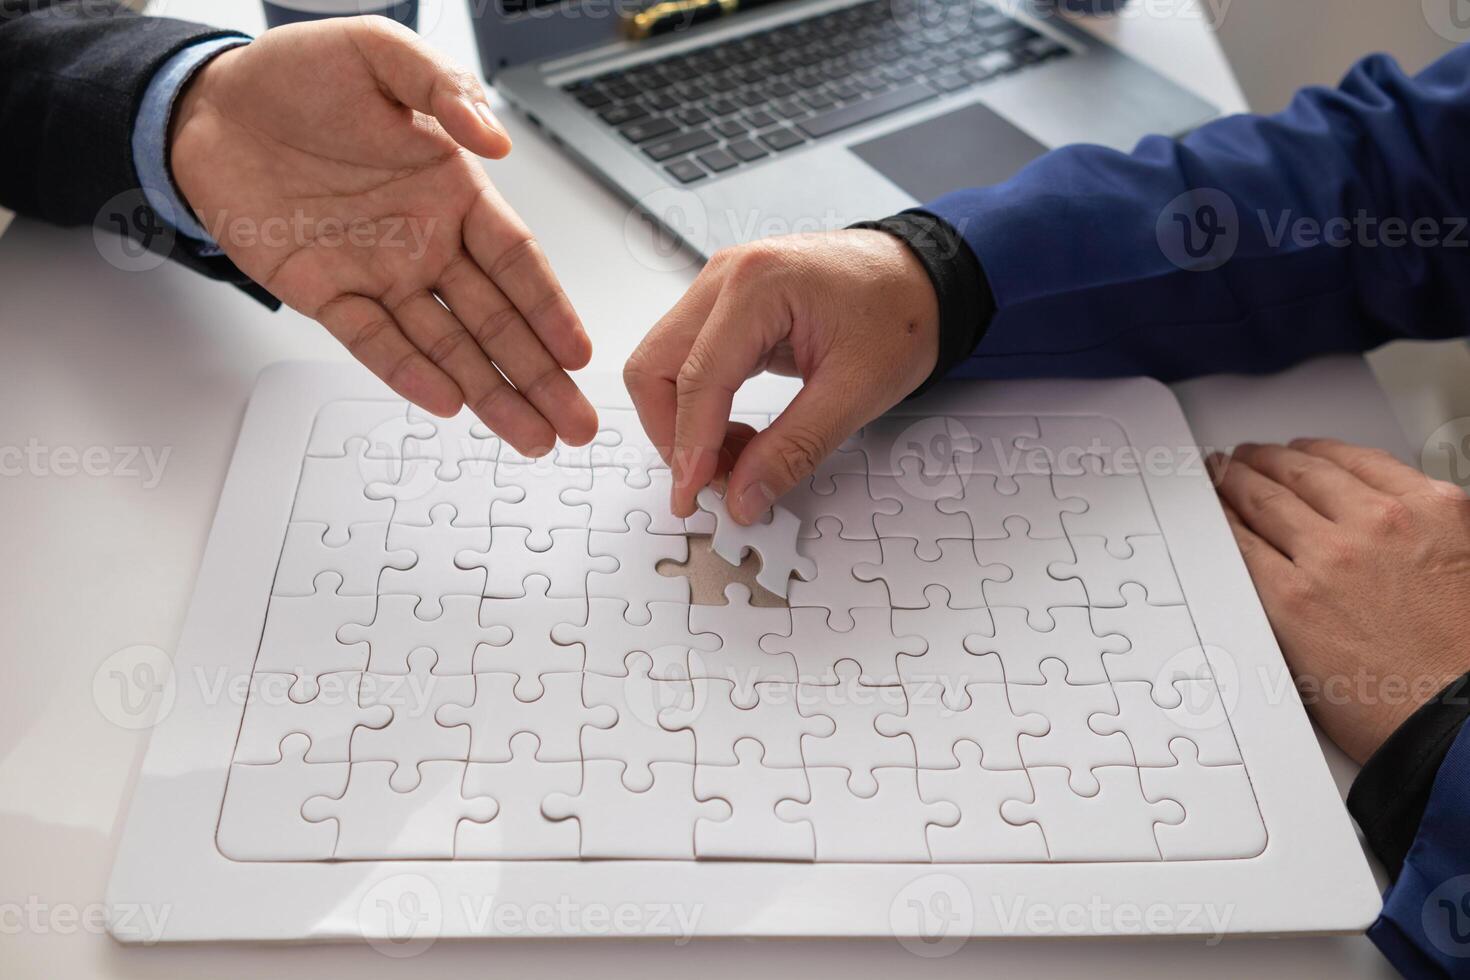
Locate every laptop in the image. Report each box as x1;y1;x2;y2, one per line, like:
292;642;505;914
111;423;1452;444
475;0;1219;256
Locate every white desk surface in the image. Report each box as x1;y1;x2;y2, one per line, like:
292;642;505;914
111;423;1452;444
0;1;1405;976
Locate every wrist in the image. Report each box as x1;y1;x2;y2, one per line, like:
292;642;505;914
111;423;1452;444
168;46;242;218
851;211;993;398
887;234;942;392
1348;671;1470;877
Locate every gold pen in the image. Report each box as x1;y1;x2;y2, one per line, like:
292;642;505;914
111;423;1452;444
621;0;761;41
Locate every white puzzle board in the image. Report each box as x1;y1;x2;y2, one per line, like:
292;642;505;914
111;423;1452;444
106;362;1380;942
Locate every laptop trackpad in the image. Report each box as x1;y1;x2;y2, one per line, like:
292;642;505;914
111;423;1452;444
849;101;1049;202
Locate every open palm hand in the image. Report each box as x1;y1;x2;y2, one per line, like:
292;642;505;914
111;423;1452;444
169;17;596;452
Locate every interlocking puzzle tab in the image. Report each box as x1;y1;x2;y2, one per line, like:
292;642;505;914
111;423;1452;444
695;487;815;598
217;402;1263;865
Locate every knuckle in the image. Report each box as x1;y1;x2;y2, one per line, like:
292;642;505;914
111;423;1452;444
1342;448;1391;480
346;315;394;356
423;327;469;366
707;246;742;271
469;383;513;423
1279;574;1318;612
472;305;521;348
488;233;540;281
1316;534;1360;571
1247;483;1291;514
524;286;574;329
437;254;477;291
451;68;481;98
729;243;779;278
355;14;414;53
676;348;717;393
519;364;563;402
1279;458;1315;487
771;424;829;485
1366;497;1413;535
623;352;656;392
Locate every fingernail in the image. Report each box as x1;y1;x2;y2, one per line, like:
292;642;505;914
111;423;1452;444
473;100;507;138
734;481;775;525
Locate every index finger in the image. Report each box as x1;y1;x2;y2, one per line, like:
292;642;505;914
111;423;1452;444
1289;437;1433;496
668;282;782;516
464;185;592;370
623;268;726;468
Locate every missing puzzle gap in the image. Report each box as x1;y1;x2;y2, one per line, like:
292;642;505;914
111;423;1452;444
657;534;788;608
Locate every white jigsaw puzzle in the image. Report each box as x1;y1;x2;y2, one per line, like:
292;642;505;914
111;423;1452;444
206;395;1272;876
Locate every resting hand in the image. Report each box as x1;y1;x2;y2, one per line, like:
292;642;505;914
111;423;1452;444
1211;438;1470;763
623;231;940;524
169;17;596;454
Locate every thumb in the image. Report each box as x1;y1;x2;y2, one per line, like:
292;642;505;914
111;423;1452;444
350;16;512;158
724;381;866;525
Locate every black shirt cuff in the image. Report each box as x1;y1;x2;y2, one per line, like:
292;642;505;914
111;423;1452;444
1347;671;1470;878
850;210;995;397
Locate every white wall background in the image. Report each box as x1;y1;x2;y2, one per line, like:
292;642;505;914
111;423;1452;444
1209;0;1457;111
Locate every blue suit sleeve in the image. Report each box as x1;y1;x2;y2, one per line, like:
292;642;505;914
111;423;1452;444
923;44;1470;381
1367;719;1470;978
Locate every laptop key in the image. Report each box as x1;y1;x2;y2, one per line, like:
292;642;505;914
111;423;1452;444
678;107;711;125
600;103;649;125
696;147;740;173
665;159;707;183
979;50;1017;74
714;118;749;138
728;138;769;162
644;128;718;161
707;98;741;116
932;71;969;93
758;127;805;152
621;116;680;143
745;109;778;129
796;82;936;139
575;89;612;109
773;99;808;119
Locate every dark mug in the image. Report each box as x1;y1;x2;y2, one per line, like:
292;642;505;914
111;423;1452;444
262;0;419;30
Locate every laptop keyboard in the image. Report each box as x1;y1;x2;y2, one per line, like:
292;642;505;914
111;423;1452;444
561;0;1069;184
